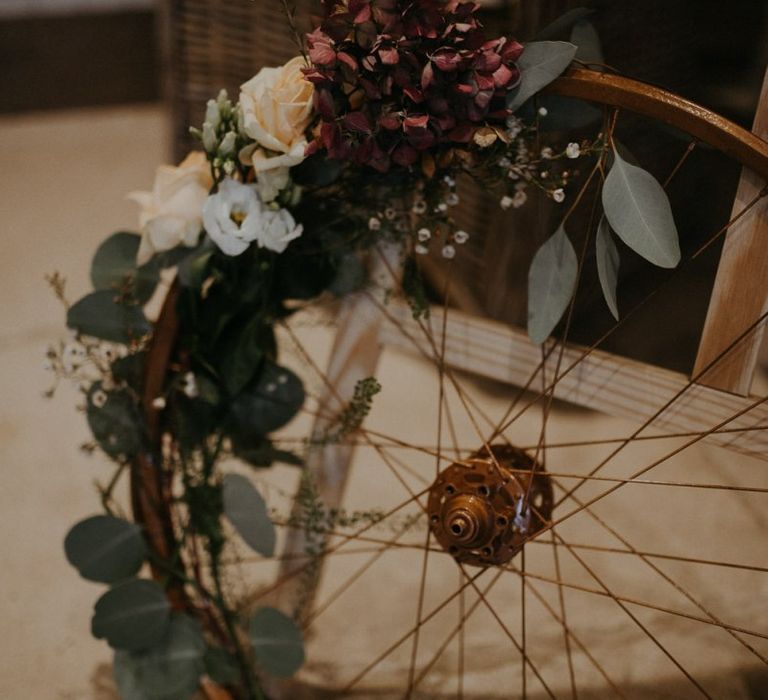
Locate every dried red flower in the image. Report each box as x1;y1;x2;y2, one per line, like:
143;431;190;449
304;0;523;173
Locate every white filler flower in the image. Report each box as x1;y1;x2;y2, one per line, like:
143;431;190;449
203;179;302;256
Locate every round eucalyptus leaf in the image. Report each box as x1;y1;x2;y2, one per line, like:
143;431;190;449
249;607;305;678
114;651;151;700
228;362;305;436
91;232;160;304
86;383;144;458
204;646;241;686
111;352;148;391
114;614;205;700
527;224;578;345
222;474;275;557
64;515;147;583
92;578;171;651
602;148;680;269
67;290;151;344
507;41;578;112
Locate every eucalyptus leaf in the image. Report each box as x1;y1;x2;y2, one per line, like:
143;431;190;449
507;41;578;112
91;578;170;651
292;153;343;187
534;7;594;40
329;252;366;297
204;646;241;686
220;319;268;396
114;614;205;700
227;362;305;436
113;650;151;700
525;94;601;132
231;434;304;469
602;147;680;268
64;515;147;583
571;20;604;66
86;383;144;458
222;473;275;557
111;352;147;391
249;607;305;678
527;224;578;344
91;232;160;304
67;290;151;344
595;216;621;320
177;247;214;289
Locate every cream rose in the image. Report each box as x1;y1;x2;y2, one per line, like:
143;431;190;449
129;152;213;265
239;56;314;173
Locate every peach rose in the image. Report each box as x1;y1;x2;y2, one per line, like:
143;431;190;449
129;152;213;265
239;56;314;173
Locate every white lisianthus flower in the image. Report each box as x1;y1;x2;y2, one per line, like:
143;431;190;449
128;152;213;266
202;179;303;256
259;208;304;254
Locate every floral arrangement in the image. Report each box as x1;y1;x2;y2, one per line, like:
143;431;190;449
48;2;680;699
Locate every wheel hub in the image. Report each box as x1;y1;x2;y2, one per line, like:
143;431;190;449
428;445;554;567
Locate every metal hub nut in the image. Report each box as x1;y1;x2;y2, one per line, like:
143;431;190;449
427;444;554;567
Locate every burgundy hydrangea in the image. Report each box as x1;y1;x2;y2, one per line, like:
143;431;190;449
303;0;523;173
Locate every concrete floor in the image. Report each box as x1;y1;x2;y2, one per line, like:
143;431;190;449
1;105;766;699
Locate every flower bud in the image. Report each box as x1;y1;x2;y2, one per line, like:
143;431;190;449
202;122;219;153
219;131;237;157
205;100;221;130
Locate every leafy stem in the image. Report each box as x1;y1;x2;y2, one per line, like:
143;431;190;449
210;555;265;700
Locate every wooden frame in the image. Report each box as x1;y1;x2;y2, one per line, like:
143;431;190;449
692;69;768;396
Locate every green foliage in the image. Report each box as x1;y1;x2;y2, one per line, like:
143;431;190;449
182;477;225;559
113;614;205;700
595;216;621;320
291;153;343;187
203;646;241;686
177;247;214;290
328;251;366;297
402;255;430;321
111;352;148;391
220;317;269;396
602;146;681;268
322;377;382;444
527;223;578;344
86;382;144;458
227;362;305;438
532;95;602;132
67;291;151;344
571;20;604;66
91;578;171;651
64;515;147;583
249;608;305;678
222;473;276;557
230;435;304;469
507;41;578;112
91;232;160;304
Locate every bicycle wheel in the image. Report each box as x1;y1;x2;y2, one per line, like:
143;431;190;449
136;68;768;699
